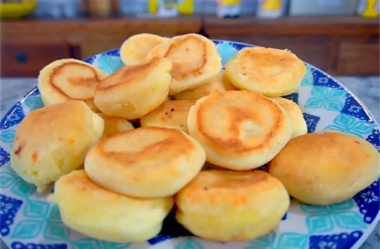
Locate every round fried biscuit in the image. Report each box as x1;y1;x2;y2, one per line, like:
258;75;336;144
146;34;222;95
268;131;380;205
94;57;172;119
176;170;289;242
187;91;293;170
85;127;206;197
38;59;108;112
120;34;169;66
11;101;104;192
225;47;306;96
50;170;174;243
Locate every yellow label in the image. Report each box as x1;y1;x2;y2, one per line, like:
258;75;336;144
149;0;194;14
178;0;194;14
262;0;281;10
148;0;158;13
221;0;241;6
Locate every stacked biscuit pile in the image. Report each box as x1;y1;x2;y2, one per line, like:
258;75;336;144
11;34;379;243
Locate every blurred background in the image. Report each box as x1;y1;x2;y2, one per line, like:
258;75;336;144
0;0;379;77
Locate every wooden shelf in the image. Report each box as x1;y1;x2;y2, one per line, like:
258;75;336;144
1;15;202;45
203;15;380;36
0;16;203;77
203;15;379;75
1;15;379;77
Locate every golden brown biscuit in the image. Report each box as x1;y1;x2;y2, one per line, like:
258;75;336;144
94;57;172;119
146;34;222;95
176;170;289;242
11;101;104;192
38;59;108;112
85;127;206;197
225;47;306;96
98;113;134;138
140;100;196;133
271;97;307;138
174;70;237;100
50;170;174;243
268;131;379;205
187;91;293;170
120;33;169;66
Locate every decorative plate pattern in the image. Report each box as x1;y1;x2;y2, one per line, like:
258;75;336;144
0;40;379;249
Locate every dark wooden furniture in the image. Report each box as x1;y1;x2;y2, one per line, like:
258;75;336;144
203;16;380;75
0;16;202;77
1;15;379;77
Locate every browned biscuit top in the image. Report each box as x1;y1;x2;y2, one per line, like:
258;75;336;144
92;127;196;167
194;91;287;156
237;47;304;86
96;57;162;92
163;35;208;80
49;62;102;100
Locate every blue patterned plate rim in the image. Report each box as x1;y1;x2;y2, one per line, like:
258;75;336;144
0;40;379;249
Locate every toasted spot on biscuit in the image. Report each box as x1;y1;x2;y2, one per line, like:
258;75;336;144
14;144;24;156
49;62;102;100
32;151;38;162
164;36;207;79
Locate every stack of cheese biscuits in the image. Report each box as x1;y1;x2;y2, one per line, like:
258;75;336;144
11;33;379;243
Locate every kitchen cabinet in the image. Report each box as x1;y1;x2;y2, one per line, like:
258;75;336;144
0;16;202;77
203;15;380;75
1;15;379;77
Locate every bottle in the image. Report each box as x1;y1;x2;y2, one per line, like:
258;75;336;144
177;0;194;15
357;0;379;18
148;0;178;18
148;0;158;13
257;0;283;19
149;0;193;15
216;0;241;18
